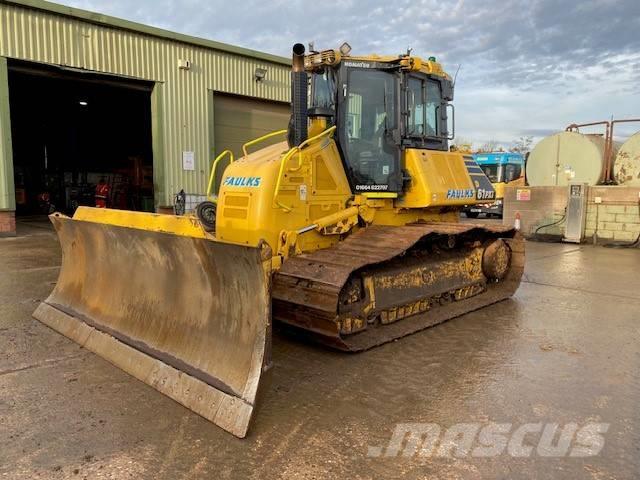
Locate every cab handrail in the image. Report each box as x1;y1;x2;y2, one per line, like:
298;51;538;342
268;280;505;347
242;129;288;158
206;149;234;201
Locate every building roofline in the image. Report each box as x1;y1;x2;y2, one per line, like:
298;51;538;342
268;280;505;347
2;0;292;66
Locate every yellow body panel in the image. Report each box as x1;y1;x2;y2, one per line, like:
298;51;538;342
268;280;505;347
214;135;490;258
216;138;352;252
397;149;477;208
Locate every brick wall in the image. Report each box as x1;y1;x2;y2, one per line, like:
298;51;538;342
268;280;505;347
503;186;640;243
587;187;640;242
0;210;16;236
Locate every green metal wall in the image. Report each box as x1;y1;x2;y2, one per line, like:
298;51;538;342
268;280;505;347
0;0;291;208
0;56;14;210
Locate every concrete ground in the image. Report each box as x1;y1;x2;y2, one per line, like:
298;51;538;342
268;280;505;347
1;217;638;479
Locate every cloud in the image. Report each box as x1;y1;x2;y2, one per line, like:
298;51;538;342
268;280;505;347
59;0;640;147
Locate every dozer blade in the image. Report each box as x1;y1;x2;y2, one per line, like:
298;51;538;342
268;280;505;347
33;208;271;438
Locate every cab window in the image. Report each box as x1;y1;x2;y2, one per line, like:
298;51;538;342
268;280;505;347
406;76;440;137
311;69;335;109
504;164;522;183
481;164;501;183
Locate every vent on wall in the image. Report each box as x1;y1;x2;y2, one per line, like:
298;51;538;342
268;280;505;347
223;195;249;219
224;195;249;207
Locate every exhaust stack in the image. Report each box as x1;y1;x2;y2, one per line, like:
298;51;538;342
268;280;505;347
288;43;308;147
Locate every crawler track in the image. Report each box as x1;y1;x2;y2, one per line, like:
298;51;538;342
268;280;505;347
273;223;524;351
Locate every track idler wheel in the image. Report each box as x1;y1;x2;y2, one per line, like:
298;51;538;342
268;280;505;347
482;239;512;281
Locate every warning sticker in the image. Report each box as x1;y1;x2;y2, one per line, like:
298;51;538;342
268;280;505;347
516;189;531;201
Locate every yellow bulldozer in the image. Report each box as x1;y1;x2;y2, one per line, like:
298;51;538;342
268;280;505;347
34;43;524;438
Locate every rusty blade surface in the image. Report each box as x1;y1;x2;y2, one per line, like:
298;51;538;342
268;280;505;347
273;222;524;351
33;214;271;438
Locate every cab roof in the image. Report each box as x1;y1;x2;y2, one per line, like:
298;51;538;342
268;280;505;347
473;152;525;165
346;54;450;79
304;49;450;79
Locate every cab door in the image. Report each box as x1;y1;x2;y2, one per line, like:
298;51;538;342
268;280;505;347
337;66;402;193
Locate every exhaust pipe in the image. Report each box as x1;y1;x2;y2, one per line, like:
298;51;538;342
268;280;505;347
288;43;308;147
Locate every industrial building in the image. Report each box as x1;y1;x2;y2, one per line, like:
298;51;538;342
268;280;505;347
0;0;292;235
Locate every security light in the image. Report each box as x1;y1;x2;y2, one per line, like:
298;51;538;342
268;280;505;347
254;67;267;82
339;42;352;56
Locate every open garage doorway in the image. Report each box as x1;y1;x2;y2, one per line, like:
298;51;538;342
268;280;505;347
8;61;154;217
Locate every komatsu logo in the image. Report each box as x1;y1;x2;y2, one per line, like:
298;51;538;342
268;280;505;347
223;176;262;187
344;61;372;68
446;189;475;199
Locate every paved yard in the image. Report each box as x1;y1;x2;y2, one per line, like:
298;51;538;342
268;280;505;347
1;218;638;479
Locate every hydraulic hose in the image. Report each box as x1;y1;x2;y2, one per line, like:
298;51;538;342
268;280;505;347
527;208;567;242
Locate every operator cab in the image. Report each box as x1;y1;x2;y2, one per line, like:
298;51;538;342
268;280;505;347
475;153;525;184
309;55;455;194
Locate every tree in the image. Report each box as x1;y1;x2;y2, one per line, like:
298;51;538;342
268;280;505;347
452;136;474;153
511;136;533;154
477;140;500;153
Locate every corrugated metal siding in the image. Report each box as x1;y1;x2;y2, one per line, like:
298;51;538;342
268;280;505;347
0;2;291;205
0;56;14;210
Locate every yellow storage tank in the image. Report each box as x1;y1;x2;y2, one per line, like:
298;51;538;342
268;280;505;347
614;131;640;186
526;132;611;186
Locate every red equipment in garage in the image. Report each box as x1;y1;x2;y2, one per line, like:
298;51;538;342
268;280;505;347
95;178;110;208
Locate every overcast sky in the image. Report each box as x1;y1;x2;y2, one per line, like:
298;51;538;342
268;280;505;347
60;0;640;148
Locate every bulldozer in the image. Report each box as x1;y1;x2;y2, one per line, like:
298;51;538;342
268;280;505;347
34;43;524;438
